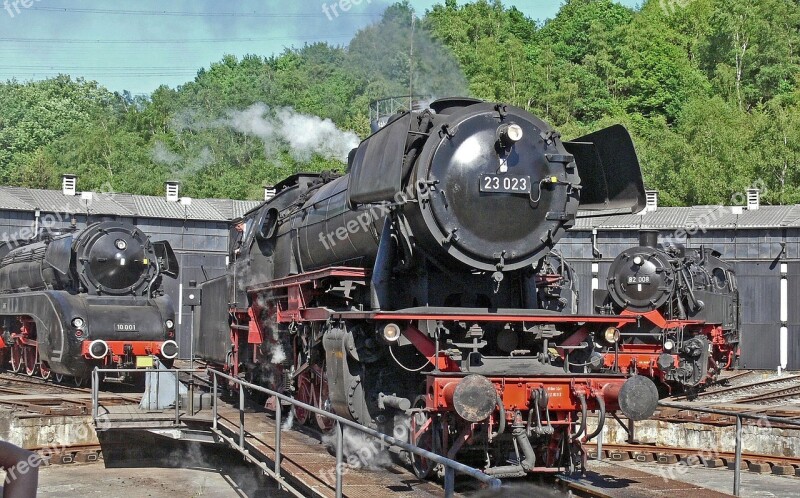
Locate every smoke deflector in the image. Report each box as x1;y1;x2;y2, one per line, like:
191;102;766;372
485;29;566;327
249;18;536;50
564;124;646;213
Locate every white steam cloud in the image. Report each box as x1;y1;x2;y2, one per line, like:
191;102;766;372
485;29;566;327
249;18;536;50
163;104;359;168
224;103;360;163
151;141;181;166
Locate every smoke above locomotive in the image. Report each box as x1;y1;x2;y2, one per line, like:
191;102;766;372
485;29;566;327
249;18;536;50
248;97;646;296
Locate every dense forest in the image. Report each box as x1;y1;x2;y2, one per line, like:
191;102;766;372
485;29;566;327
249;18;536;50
1;0;800;205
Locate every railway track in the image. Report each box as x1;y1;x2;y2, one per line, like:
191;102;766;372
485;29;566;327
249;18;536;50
28;443;104;465
586;442;800;476
654;372;800;428
681;374;800;402
0;372;92;395
0;370;141;416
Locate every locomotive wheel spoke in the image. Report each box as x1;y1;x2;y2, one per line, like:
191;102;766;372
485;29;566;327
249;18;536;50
314;375;335;433
10;343;23;373
410;396;439;479
39;360;51;381
24;345;37;377
54;373;64;384
293;374;312;426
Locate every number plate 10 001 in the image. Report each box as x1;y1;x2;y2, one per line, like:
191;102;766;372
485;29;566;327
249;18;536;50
479;174;531;194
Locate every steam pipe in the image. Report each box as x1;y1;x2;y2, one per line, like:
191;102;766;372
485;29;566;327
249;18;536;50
571;393;588;441
680;268;702;312
489;394;506;441
370;218;394;311
513;424;537;472
378;394;411;412
583;393;606;442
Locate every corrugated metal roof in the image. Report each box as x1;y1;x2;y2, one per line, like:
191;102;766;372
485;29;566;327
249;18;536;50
206;198;257;220
0;186;260;222
0;187;39;211
573;205;800;230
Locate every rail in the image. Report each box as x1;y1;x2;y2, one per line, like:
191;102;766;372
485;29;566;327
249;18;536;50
90;367;502;498
657;400;800;496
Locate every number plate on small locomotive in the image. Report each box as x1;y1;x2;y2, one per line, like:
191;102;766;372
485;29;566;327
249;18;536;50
480;174;531;194
136;356;154;368
115;323;136;331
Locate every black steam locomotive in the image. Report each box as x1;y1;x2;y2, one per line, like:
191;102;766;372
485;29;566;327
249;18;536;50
0;221;180;385
198;98;659;476
594;230;740;392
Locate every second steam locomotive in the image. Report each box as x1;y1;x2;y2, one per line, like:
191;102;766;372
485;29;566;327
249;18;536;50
197;97;662;476
0;221;180;384
594;230;740;394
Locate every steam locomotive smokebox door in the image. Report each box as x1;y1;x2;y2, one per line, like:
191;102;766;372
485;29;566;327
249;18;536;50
183;287;201;306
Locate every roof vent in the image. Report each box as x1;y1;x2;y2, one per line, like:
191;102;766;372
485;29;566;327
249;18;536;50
747;188;760;211
264;185;277;201
644;189;658;212
62;174;77;196
165;181;180;202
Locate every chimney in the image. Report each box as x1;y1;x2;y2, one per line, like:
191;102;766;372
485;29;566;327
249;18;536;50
747;188;760;210
62;174;77;196
645;189;658;212
264;185;276;201
165;181;180;202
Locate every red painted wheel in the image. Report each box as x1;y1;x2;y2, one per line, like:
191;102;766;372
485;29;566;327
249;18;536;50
409;396;441;479
24;346;37;377
293;373;312;426
10;343;23;373
314;374;335;433
39;360;51;381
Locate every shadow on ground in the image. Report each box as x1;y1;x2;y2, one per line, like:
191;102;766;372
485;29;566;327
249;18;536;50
98;430;289;497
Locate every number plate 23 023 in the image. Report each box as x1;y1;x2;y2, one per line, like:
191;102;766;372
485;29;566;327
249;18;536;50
479;174;531;194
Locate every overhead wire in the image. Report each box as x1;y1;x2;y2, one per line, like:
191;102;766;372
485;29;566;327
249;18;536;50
27;6;381;17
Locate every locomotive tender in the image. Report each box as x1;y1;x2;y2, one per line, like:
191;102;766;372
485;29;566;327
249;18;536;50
197;98;660;476
0;221;180;384
594;230;740;393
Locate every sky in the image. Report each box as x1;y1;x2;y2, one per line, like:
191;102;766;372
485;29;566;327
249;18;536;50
0;0;640;96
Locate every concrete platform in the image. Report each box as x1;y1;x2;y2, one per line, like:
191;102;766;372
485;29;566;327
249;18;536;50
1;438;290;498
607;459;799;497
